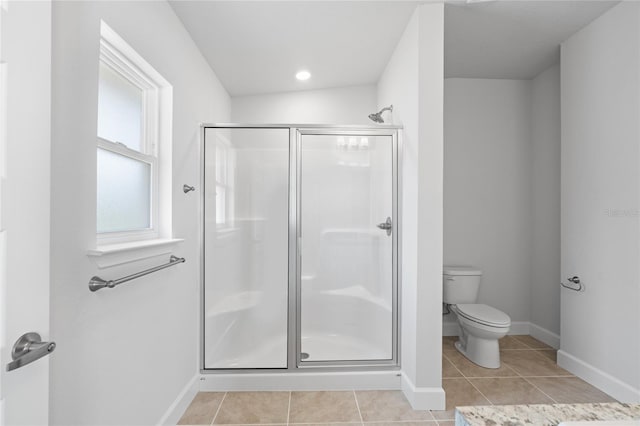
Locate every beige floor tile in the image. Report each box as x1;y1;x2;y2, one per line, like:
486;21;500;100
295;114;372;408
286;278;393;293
441;356;462;378
214;391;289;424
178;392;226;425
536;349;557;362
355;390;434;422
362;422;438;426
436;421;455;426
291;424;360;426
289;391;361;423
468;377;554;405
430;379;490;421
501;349;573;377
442;336;458;351
527;377;617;404
361;422;437;426
445;350;518;378
499;336;529;350
512;335;553;349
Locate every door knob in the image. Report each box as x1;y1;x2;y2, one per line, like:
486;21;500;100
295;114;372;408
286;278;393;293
6;332;56;372
377;217;392;236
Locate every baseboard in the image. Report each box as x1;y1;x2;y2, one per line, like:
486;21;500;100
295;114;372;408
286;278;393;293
199;370;401;391
509;322;531;335
529;323;560;349
558;350;640;403
157;374;199;426
443;321;530;336
400;372;445;410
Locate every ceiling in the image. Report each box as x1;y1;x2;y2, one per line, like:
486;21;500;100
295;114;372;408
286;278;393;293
170;1;420;96
170;1;618;97
444;0;618;79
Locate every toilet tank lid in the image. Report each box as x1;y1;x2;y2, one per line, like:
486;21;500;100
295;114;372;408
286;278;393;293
443;266;482;276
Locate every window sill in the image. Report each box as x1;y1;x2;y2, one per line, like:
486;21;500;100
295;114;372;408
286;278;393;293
87;238;184;269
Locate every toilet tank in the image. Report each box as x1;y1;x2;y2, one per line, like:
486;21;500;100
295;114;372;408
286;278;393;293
443;266;482;304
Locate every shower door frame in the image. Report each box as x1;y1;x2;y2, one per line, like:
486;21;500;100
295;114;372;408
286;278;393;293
200;124;402;374
294;127;400;369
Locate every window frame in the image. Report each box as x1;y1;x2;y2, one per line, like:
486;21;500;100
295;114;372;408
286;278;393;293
96;22;171;246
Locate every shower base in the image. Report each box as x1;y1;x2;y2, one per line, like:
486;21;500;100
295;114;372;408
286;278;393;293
199;369;401;392
301;333;390;362
205;332;390;369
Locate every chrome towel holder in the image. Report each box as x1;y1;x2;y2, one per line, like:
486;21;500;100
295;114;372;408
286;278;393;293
89;255;185;292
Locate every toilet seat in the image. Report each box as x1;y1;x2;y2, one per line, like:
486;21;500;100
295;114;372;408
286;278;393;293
455;304;510;328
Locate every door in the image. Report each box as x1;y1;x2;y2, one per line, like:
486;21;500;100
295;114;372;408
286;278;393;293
0;1;53;424
297;130;398;365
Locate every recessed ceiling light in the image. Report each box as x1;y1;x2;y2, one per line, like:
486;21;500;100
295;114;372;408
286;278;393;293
296;70;311;81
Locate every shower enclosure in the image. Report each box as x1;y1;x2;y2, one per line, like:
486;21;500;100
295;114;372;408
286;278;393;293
201;124;400;372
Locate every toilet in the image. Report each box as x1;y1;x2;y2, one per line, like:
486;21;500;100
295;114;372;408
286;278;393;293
443;266;511;369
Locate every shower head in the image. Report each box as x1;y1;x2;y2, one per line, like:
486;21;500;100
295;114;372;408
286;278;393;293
368;105;393;123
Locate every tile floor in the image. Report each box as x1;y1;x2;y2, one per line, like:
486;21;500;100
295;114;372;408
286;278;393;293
178;335;616;426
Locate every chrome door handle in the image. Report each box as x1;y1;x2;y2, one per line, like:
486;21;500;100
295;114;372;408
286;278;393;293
377;217;392;236
6;332;56;372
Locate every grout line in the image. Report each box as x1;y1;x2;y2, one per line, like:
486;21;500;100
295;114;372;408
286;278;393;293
210;392;227;426
463;378;493;406
511;335;535;349
520;376;559;404
426;407;438;422
352;390;364;426
443;356;465;380
286;391;292;426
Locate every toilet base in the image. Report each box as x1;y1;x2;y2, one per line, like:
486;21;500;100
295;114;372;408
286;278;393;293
455;334;501;369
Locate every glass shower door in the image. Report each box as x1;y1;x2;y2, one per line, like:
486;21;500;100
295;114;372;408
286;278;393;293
298;131;396;363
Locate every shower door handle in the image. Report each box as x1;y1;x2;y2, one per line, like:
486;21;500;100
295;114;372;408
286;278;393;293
377;217;392;236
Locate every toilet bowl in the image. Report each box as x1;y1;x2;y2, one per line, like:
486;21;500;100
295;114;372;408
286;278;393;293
443;266;511;369
450;303;510;368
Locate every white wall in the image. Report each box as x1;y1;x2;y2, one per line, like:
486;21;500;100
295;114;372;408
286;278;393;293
444;79;532;325
1;1;52;424
50;2;230;424
378;3;445;410
531;64;561;337
560;1;640;402
231;85;376;124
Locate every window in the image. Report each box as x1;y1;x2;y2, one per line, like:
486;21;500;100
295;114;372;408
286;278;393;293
96;22;172;245
215;135;235;228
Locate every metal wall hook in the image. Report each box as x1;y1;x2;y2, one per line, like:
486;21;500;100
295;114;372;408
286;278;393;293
561;276;583;292
183;184;195;193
